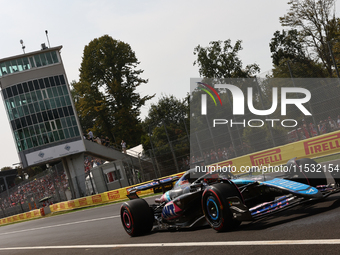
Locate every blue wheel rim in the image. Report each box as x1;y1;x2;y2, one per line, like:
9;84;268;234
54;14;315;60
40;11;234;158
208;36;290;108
207;198;219;220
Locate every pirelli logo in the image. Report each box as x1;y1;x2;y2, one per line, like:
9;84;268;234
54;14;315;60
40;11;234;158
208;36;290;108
250;148;282;166
108;190;120;200
216;160;233;168
68;200;75;208
92;195;102;204
79;198;87;206
304;133;340;155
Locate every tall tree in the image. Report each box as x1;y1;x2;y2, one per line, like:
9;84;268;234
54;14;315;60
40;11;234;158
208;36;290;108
279;0;338;76
0;166;12;171
270;29;328;77
270;29;306;66
330;18;340;71
71;80;99;135
141;95;190;173
74;35;154;147
142;94;189;152
193;40;260;79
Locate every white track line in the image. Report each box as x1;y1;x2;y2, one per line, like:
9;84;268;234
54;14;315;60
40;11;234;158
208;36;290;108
0;215;120;236
1;240;340;250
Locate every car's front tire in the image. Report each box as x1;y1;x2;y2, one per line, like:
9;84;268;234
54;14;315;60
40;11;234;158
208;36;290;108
202;183;242;232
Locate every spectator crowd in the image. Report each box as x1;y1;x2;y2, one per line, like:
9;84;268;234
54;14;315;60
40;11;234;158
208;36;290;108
84;156;106;173
290;115;340;142
182;142;252;170
85;130;127;154
0;171;68;210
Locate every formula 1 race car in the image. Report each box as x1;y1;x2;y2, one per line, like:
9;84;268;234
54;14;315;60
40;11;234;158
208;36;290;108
120;157;340;236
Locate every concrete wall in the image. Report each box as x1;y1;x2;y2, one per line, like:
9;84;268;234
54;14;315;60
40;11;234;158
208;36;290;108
62;153;86;198
91;161;130;193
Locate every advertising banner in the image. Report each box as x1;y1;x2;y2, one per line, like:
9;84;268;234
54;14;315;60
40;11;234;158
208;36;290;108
25;140;86;166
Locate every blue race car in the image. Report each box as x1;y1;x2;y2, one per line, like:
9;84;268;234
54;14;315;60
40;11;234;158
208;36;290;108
120;157;340;236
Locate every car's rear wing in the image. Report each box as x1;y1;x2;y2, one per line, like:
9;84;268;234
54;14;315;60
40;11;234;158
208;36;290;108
126;176;180;200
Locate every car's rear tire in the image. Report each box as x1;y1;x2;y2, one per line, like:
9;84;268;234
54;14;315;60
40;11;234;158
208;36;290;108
120;199;154;236
202;183;242;232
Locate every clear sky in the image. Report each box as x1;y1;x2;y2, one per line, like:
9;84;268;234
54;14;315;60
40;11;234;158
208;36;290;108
0;0;304;168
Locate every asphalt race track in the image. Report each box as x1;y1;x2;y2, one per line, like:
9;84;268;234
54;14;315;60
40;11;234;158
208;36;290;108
1;163;340;254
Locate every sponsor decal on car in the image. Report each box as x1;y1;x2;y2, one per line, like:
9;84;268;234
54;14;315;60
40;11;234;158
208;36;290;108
161;201;181;220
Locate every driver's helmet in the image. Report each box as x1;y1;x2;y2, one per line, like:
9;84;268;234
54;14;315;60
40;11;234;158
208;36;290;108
174;168;206;189
174;171;190;189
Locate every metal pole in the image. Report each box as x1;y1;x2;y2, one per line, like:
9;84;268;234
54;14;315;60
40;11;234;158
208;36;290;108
3;177;10;201
226;121;238;157
255;77;276;147
205;115;217;152
113;162;122;188
148;149;159;179
287;61;319;136
45;30;51;48
56;165;66;201
62;158;76;199
148;125;161;177
287;61;302;139
216;90;238;157
162;120;180;172
128;156;137;185
99;167;109;192
195;132;203;158
50;166;61;202
137;152;145;182
182;117;190;141
328;41;340;78
225;90;243;148
74;176;84;197
287;60;296;86
88;171;96;194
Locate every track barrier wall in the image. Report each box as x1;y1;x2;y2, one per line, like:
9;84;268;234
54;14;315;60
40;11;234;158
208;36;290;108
214;130;340;171
0;209;43;225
